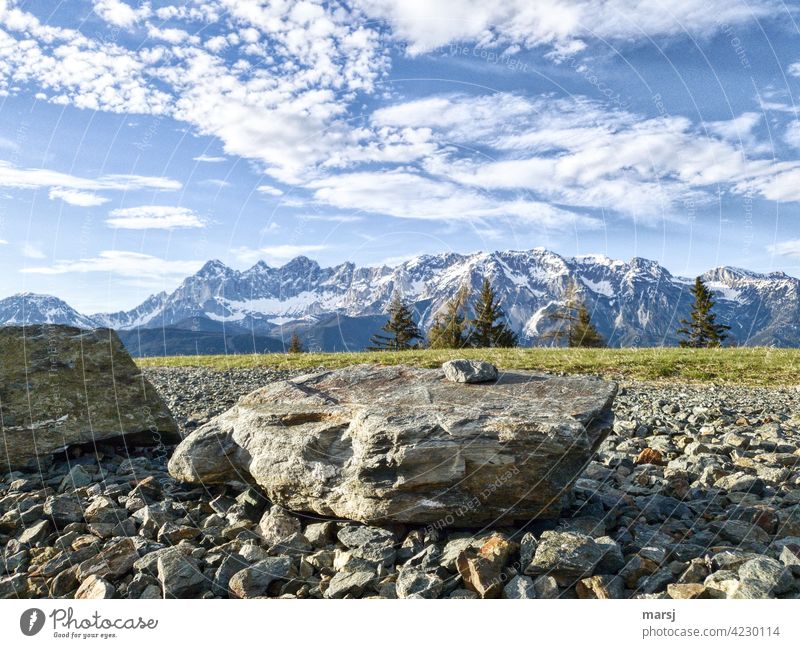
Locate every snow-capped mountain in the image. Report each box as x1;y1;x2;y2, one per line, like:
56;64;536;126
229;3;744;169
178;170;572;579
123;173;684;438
3;249;800;349
0;293;99;329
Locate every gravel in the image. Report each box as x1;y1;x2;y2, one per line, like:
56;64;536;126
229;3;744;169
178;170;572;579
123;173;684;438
1;368;799;599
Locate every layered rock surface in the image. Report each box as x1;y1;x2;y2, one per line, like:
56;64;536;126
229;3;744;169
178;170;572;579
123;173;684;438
168;364;617;525
0;325;178;470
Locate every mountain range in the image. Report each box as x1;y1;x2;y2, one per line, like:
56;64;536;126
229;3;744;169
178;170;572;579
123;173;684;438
2;248;799;355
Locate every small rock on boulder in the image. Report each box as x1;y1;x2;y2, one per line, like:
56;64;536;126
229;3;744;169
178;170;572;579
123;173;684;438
442;359;498;383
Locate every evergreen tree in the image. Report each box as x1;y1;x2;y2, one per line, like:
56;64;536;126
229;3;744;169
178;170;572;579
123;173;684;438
367;296;424;351
541;280;604;347
677;277;731;347
470;278;518;348
428;286;471;349
287;332;305;353
570;304;605;348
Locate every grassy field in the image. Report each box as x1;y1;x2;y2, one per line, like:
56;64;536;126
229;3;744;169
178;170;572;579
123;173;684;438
135;347;800;387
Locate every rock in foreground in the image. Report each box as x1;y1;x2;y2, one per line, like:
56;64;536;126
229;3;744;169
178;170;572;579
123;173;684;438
0;325;178;470
169;364;617;525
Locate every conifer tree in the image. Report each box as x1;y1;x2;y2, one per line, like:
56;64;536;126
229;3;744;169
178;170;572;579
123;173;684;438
570;304;605;348
367;296;424;351
470;278;518;348
541;279;604;347
677;277;731;347
287;332;305;353
428;286;471;349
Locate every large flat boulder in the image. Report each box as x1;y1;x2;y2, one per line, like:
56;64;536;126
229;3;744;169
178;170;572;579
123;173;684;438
0;325;178;471
168;364;617;526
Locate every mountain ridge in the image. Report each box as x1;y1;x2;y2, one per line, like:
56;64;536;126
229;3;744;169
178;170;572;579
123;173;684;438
3;248;800;350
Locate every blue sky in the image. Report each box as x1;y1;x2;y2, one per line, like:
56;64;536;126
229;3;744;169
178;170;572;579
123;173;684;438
3;0;800;312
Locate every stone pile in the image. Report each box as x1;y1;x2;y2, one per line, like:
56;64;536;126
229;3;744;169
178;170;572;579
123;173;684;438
1;368;799;599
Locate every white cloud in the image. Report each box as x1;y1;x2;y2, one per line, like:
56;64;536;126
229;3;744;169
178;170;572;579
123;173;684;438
256;184;284;196
0;239;7;244
92;0;147;29
354;0;776;55
785;121;800;149
106;206;205;230
193;155;226;163
0;160;181;192
21;250;202;279
768;239;800;259
22;242;46;259
48;187;109;207
309;169;598;226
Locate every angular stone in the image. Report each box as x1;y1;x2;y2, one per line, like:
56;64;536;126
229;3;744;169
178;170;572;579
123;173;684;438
17;520;50;545
442;359;498;383
576;574;624;599
228;557;295;599
732;556;794;598
456;550;504;599
0;326;178;470
157;548;205;598
76;537;140;581
258;507;301;546
395;567;443;599
324;570;375;599
75;575;115;599
527;531;606;586
169;365;617;525
44;495;84;526
503;575;536;599
532;575;560;598
667;583;709;599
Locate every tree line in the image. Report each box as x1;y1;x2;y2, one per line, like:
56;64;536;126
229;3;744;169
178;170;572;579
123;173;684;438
287;274;729;352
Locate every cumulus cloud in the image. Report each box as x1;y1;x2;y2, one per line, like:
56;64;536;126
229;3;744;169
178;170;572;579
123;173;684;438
92;0;147;28
48;187;109;207
106;206;205;229
354;0;777;55
21;250;202;279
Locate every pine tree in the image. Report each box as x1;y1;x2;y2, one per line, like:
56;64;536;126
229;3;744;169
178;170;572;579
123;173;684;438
541;280;604;347
287;332;305;353
570;304;605;348
470;278;518;348
677;277;731;348
367;296;424;351
428;286;471;349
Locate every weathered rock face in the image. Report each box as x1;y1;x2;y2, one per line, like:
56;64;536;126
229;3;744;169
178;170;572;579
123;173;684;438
0;325;178;470
169;364;617;526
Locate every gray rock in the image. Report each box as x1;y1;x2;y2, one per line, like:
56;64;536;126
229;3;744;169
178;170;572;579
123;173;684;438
532;575;560;598
442;359;498;383
156;548;206;598
324;570;376;599
43;495;84;526
527;531;606;585
228;557;295;598
395;567;443;599
503;575;537;599
75;575;115;599
258;507;301;546
0;325;178;470
169;365;617;525
17;520;50;545
733;556;795;598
